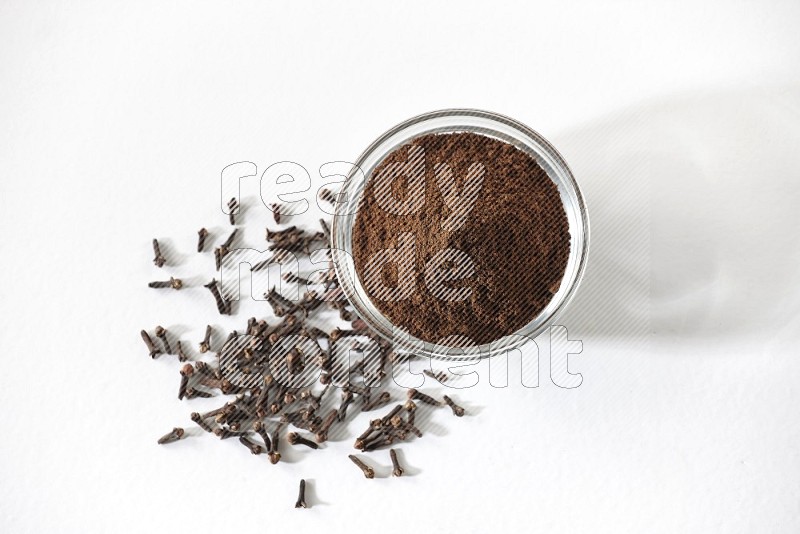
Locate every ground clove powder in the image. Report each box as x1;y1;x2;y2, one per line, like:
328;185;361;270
352;132;570;345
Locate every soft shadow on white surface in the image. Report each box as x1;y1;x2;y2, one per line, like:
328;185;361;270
554;86;800;348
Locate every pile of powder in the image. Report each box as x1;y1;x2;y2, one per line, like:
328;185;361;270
352;132;570;345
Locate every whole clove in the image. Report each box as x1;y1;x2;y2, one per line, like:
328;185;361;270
265;286;295;317
295;479;307;509
287;432;319;449
348;454;375;479
282;272;312;286
214;247;222;270
227;197;238;225
215;427;244;440
200;404;229;420
407;388;441;407
363;434;392;452
270;203;282;224
152;238;166;268
319;219;331;243
239;434;264;455
199;325;213;353
380;404;404;427
423;369;448;383
178;373;189;400
214;229;239;270
195;360;219;380
318;188;337;206
148;277;183;290
157;427;185;445
191;412;217;434
176;341;189;362
353;424;376;451
197;227;209;252
143;213;477;504
141;330;162;359
252;421;272;451
315;409;338;443
362;391;391;412
266;226;299;241
338;389;354;422
443;395;465;417
329;327;359;342
204;279;231;315
222;228;238;249
185;387;213;399
398;420;423;439
269;422;283;464
390;448;404;477
155;325;171;354
405;400;417;426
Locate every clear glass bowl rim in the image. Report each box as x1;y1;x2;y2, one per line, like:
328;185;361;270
331;108;590;361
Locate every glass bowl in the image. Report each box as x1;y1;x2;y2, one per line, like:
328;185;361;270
331;109;589;361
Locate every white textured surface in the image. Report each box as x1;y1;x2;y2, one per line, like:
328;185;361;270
2;1;800;533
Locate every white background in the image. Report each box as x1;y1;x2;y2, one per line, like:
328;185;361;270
2;1;800;532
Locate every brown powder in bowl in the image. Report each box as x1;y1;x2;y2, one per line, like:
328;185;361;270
351;132;570;346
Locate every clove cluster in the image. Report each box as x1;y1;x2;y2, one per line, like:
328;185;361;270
144;209;467;502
